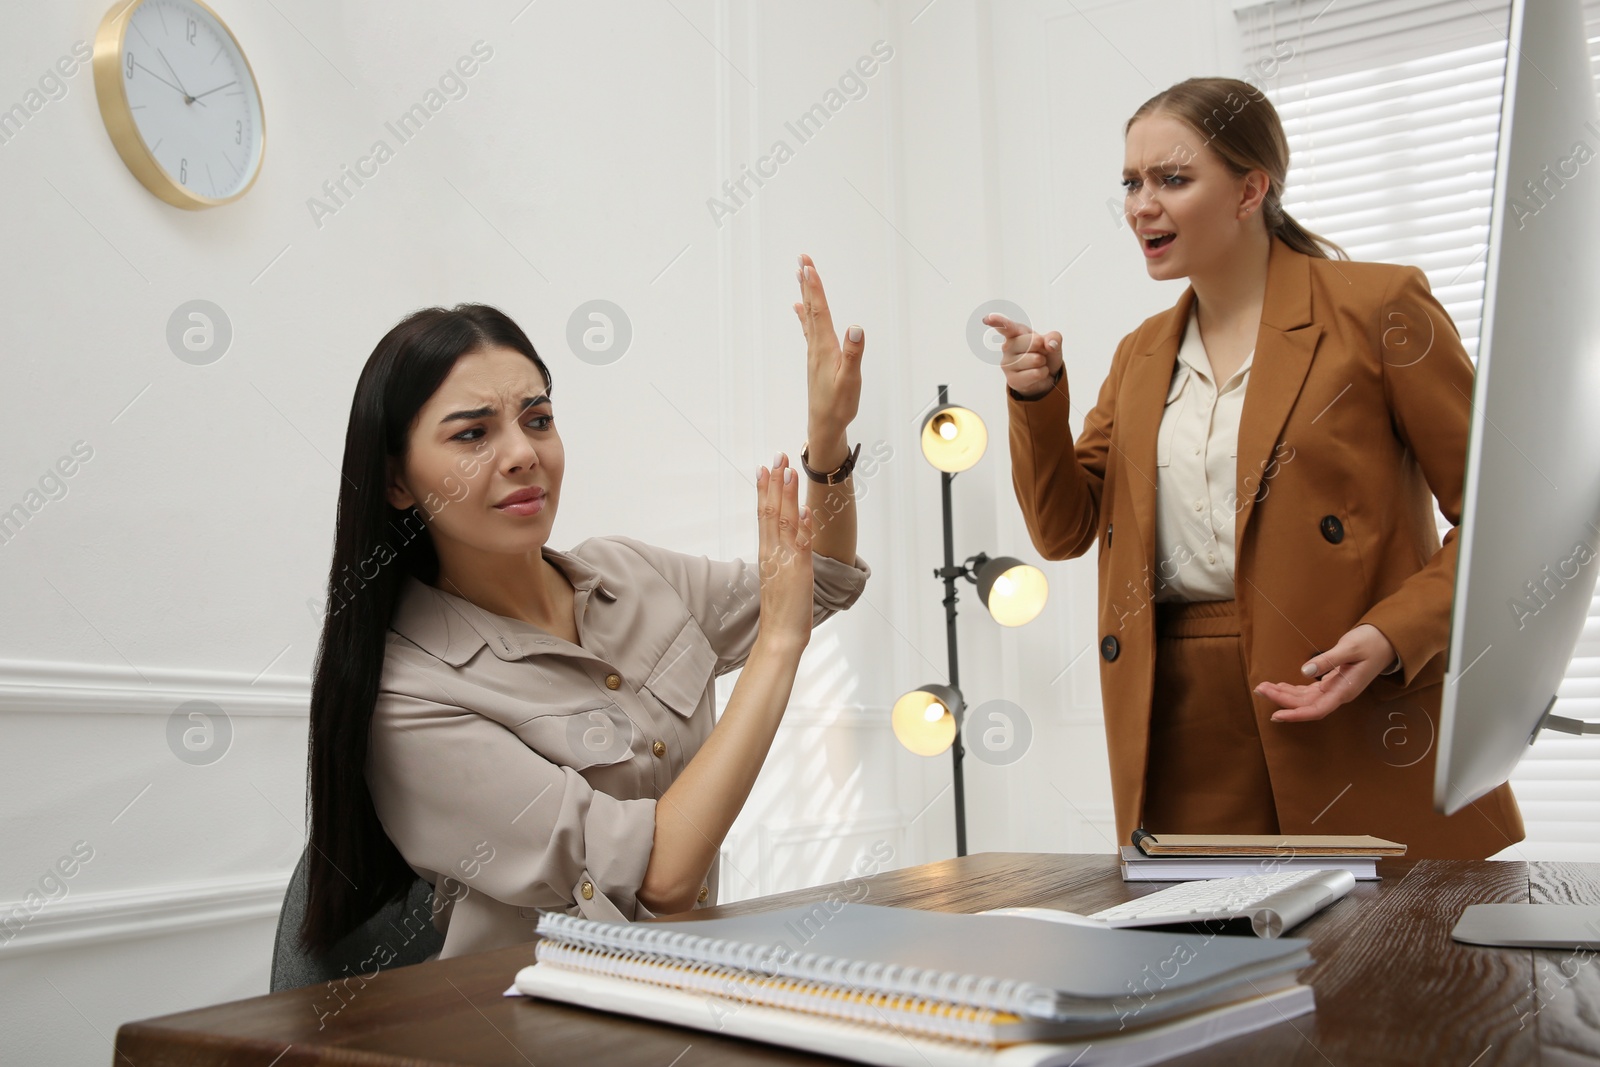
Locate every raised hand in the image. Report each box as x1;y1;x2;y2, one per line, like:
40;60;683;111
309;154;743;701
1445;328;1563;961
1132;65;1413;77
984;312;1064;399
636;452;816;915
755;453;815;649
794;255;864;444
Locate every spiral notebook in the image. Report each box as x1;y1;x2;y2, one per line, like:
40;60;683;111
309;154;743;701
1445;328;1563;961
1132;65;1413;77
515;963;1314;1066
511;902;1314;1061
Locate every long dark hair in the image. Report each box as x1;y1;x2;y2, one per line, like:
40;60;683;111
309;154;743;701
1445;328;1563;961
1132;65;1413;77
299;303;553;953
1127;76;1349;261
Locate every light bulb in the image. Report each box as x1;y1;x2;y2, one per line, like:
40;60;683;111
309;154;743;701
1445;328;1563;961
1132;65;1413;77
892;686;962;756
920;405;987;473
976;557;1049;627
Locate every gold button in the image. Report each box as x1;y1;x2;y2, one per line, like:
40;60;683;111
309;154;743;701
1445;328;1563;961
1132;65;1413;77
605;673;621;690
652;739;667;758
580;880;594;900
697;885;709;903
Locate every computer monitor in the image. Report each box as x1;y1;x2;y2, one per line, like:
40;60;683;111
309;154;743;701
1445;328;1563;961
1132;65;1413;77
1434;0;1600;949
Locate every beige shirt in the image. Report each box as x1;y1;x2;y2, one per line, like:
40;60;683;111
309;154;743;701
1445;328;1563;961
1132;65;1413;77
366;534;871;959
1152;312;1254;603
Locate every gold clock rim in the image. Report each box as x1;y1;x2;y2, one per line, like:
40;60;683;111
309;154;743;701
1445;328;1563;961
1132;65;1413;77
92;0;267;211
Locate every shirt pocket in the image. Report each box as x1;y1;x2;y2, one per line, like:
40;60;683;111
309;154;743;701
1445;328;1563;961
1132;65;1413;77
1155;368;1191;468
641;617;718;720
514;700;636;772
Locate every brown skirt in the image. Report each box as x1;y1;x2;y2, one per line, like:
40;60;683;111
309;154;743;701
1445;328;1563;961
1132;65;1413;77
1140;598;1281;835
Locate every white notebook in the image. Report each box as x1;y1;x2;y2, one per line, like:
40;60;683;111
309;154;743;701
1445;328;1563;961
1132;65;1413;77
513;963;1315;1066
514;901;1314;1054
526;937;1308;1045
531;902;1310;1021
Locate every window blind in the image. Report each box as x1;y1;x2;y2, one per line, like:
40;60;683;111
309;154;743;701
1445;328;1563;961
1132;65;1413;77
1237;0;1600;860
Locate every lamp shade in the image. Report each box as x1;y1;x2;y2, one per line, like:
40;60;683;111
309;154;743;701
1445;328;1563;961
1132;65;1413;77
891;684;963;756
975;556;1049;627
920;405;987;473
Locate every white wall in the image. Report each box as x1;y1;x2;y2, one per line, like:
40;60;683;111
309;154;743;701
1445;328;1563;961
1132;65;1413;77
0;1;1292;1063
915;0;1252;860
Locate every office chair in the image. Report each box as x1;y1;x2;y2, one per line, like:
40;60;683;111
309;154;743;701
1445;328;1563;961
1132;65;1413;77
269;847;445;992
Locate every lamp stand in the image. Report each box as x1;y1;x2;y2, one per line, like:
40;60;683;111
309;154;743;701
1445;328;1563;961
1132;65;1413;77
933;384;969;858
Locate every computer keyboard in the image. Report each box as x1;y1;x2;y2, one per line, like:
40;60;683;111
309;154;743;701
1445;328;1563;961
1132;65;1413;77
1088;868;1356;938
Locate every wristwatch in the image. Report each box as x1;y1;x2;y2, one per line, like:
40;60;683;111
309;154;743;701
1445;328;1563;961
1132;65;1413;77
799;440;862;485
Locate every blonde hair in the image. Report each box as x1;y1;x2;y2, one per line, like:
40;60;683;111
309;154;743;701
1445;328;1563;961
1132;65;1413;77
1125;77;1348;261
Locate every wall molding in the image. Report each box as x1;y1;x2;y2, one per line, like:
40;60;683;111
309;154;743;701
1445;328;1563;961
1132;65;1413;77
759;810;907;848
0;662;896;726
0;872;291;958
746;810;910;900
0;658;310;717
776;703;892;729
758;811;909;873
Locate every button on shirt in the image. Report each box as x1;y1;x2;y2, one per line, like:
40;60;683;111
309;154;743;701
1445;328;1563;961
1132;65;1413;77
1153;312;1254;603
365;534;871;959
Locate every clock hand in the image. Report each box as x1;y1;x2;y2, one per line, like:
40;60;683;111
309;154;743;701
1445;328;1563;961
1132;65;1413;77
155;47;204;106
131;58;191;101
189;80;238;102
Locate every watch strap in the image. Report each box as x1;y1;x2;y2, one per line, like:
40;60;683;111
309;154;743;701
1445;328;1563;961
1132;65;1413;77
799;440;861;485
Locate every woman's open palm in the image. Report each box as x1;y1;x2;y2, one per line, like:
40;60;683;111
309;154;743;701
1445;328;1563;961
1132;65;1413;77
756;454;814;646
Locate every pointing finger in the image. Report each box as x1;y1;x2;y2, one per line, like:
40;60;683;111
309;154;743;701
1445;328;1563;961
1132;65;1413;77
982;313;1031;340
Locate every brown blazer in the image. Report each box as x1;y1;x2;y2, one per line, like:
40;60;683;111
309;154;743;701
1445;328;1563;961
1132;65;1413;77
1008;235;1525;859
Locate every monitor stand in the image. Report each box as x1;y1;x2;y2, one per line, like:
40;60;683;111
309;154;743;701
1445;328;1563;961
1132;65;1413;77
1452;708;1600;949
1452;904;1600;949
1535;706;1600;740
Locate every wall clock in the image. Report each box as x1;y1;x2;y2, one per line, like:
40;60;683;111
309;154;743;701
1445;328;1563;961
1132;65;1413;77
92;0;265;209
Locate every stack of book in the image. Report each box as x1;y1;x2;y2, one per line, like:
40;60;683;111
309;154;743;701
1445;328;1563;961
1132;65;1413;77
509;901;1317;1066
1120;833;1407;882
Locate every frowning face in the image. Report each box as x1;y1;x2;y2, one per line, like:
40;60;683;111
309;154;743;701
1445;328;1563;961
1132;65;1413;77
386;344;563;562
1122;112;1269;281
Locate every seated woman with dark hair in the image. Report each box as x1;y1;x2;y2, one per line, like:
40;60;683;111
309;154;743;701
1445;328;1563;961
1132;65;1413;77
300;257;871;959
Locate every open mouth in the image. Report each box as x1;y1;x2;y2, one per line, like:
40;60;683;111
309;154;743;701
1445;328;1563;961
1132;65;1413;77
1144;232;1176;249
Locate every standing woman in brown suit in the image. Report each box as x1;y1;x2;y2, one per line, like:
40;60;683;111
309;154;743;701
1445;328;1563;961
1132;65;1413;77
992;77;1524;859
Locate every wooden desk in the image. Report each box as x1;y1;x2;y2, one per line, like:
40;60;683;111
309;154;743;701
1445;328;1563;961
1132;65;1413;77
114;853;1600;1065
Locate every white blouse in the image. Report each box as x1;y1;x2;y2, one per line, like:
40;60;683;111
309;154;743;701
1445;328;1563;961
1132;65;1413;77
1152;311;1254;604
